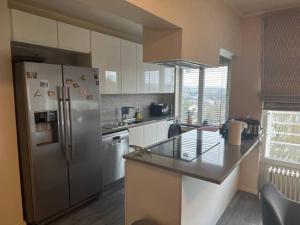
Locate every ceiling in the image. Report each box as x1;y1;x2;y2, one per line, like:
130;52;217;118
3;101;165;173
224;0;300;16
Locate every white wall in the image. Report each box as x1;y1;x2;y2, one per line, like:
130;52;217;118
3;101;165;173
181;166;239;225
0;0;25;224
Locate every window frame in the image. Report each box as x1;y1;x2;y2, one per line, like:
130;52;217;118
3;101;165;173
262;110;300;170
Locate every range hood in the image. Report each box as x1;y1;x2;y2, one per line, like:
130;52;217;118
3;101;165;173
154;59;207;69
142;27;220;68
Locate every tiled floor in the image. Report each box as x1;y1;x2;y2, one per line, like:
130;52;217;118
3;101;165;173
49;185;261;225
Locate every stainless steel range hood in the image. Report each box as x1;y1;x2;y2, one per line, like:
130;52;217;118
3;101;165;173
154;59;207;69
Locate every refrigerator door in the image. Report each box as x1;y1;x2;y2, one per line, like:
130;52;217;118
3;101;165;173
63;66;102;206
22;62;70;223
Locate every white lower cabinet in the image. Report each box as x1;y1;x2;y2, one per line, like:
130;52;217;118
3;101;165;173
129;126;144;152
143;123;157;147
156;120;171;142
128;120;174;151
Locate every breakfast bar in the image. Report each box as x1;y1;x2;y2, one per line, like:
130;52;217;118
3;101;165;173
123;129;261;225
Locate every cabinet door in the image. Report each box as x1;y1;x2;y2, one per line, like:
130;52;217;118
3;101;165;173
156;120;170;142
91;31;121;94
143;123;157;147
160;66;175;93
149;64;160;93
58;22;91;53
137;44;150;93
129;126;144;152
121;40;137;94
10;9;58;48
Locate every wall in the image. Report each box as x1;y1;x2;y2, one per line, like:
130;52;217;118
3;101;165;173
229;16;263;194
181;166;239;225
229;16;263;120
128;0;242;66
0;0;25;225
101;93;174;122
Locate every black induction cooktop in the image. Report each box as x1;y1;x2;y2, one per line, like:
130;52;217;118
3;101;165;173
148;129;221;162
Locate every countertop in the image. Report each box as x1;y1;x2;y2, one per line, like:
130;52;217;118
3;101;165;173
102;116;175;135
123;129;262;184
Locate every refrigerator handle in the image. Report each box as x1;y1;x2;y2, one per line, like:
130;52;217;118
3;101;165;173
66;86;75;160
62;86;70;162
58;86;69;161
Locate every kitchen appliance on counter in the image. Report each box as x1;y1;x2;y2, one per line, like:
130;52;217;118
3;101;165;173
14;62;102;225
220;117;261;139
102;130;129;188
150;103;171;117
241;118;261;138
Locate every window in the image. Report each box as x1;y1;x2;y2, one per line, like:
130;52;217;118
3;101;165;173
265;110;300;165
202;66;229;125
175;62;231;126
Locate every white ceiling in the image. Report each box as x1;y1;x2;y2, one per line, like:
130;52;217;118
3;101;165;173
225;0;300;16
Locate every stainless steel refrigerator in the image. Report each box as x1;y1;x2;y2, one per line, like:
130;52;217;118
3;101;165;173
14;62;102;225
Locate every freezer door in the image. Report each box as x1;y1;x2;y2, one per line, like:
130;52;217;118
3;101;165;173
63;66;102;206
22;62;69;223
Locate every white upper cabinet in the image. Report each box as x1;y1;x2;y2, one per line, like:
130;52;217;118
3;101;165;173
137;44;150;93
149;64;161;93
10;9;58;48
160;66;175;93
58;22;91;53
91;31;122;94
121;40;137;94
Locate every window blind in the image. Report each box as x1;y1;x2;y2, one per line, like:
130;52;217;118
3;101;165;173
175;57;231;126
201;65;230;125
175;68;201;123
262;8;300;111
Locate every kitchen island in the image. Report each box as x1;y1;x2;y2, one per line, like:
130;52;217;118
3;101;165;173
123;129;261;225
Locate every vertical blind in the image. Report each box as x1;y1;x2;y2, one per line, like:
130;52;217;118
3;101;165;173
262;8;300;110
175;57;231;125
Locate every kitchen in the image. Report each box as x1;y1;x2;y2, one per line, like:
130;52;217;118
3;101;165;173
1;1;300;225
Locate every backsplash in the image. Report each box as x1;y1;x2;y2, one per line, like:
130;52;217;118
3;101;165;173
101;93;174;122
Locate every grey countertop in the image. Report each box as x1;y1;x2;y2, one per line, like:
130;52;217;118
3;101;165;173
102;116;175;135
123;129;261;184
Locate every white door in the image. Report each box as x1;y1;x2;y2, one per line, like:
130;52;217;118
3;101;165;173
149;64;160;93
91;31;122;94
121;40;137;94
137;44;150;93
10;9;58;48
143;123;157;147
58;22;91;53
160;66;175;93
156;120;171;142
129;126;144;152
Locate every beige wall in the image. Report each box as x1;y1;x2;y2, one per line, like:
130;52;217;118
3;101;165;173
229;16;263;120
0;0;25;224
229;16;263;194
128;0;242;66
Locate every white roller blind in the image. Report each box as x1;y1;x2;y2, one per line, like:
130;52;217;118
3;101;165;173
175;58;231;125
262;8;300;110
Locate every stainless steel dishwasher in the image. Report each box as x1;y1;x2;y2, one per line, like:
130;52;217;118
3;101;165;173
101;130;129;188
